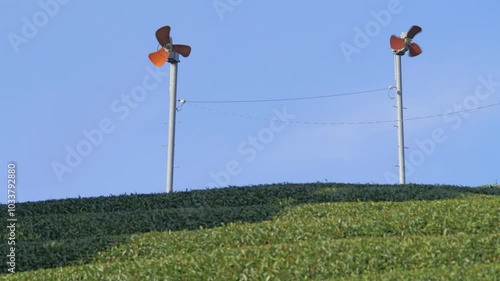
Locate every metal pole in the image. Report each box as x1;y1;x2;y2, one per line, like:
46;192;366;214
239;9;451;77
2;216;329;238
166;52;179;193
394;54;406;184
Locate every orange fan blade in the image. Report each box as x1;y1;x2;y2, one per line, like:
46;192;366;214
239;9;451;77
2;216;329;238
149;48;169;67
407;25;422;39
172;44;192;57
408;42;422;57
155;26;171;46
390;35;405;50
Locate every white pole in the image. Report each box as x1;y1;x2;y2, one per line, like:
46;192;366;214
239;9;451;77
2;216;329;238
394;54;406;184
166;52;179;193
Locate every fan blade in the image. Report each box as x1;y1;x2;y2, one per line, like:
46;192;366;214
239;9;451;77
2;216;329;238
155;26;171;46
407;25;422;39
172;44;192;57
148;48;169;67
408;42;422;57
390;35;405;50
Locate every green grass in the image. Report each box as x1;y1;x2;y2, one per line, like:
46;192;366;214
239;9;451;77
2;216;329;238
2;183;499;280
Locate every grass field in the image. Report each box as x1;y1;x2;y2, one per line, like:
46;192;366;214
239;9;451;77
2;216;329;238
2;183;499;280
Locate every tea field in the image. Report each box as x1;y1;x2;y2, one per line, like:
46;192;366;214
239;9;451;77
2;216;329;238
1;183;499;280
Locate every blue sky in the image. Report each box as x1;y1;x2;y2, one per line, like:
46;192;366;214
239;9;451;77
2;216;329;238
2;0;499;203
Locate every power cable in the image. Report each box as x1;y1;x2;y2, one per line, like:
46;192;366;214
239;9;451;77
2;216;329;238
181;87;388;104
186;101;500;126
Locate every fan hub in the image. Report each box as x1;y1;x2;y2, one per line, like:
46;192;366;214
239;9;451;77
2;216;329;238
163;42;173;52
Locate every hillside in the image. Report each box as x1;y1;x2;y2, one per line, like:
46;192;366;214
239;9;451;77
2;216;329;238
2;183;499;280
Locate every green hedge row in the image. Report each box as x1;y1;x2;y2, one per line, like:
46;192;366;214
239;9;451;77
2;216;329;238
1;183;498;277
14;204;282;241
94;197;499;263
6;195;498;272
5;233;498;280
6;184;498;217
12;193;499;243
357;263;500;281
7;236;129;273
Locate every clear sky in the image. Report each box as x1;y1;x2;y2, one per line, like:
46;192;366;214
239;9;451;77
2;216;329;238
2;0;499;203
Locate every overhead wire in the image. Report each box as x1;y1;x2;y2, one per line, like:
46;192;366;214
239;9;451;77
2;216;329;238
181;87;389;104
403;102;500;121
186;101;500;126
